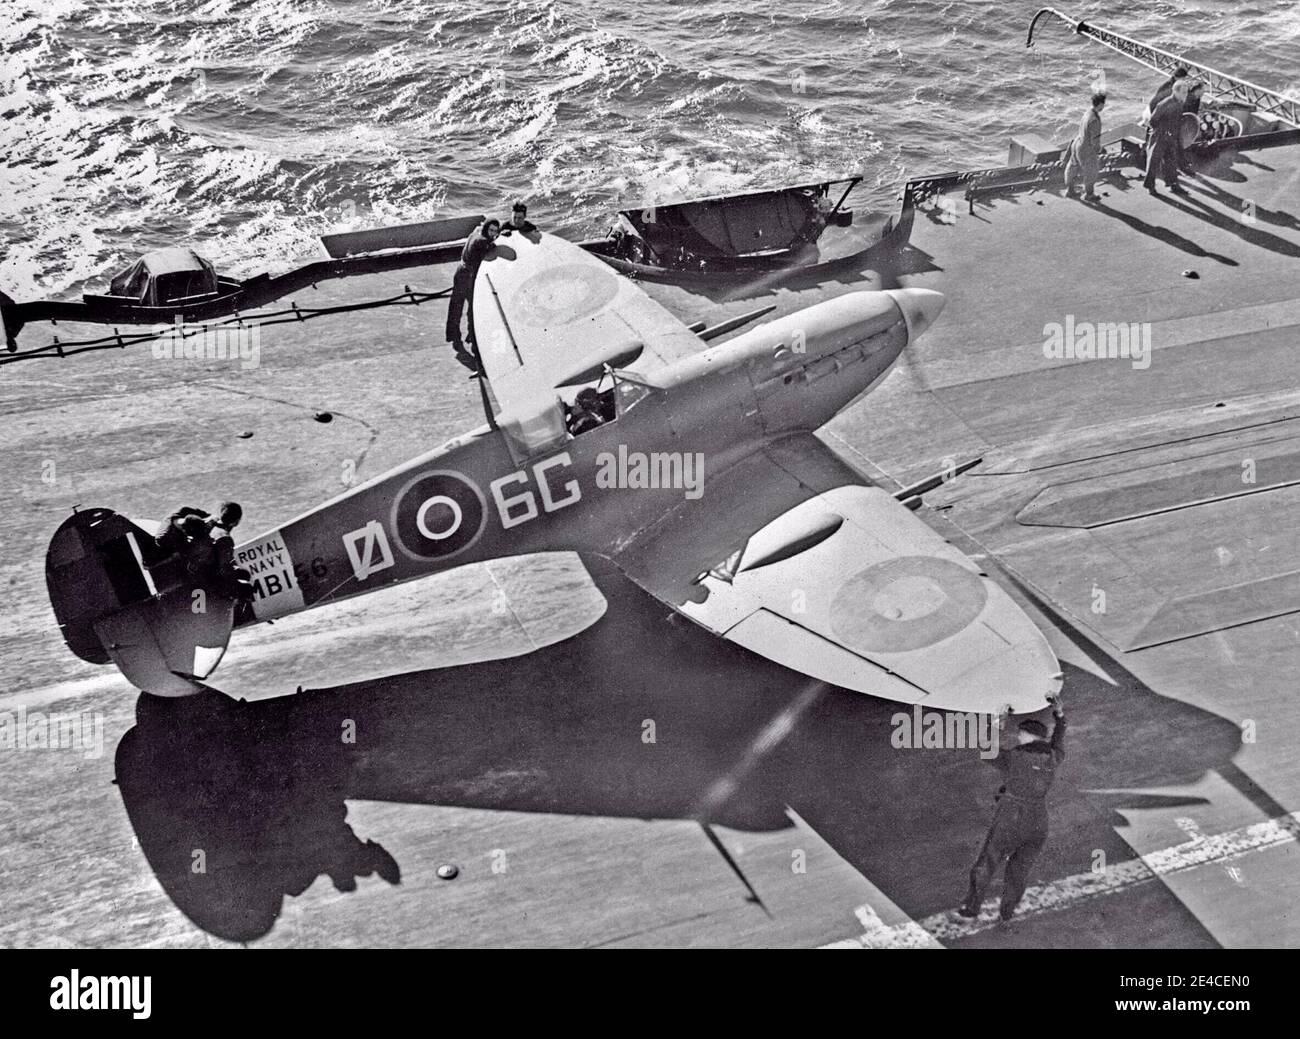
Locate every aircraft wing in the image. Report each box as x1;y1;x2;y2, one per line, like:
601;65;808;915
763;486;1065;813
472;231;702;415
603;434;1062;714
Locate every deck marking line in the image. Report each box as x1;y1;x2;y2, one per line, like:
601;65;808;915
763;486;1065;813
823;808;1300;948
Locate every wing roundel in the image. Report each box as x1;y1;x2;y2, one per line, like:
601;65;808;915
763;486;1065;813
605;435;1062;713
471;231;702;416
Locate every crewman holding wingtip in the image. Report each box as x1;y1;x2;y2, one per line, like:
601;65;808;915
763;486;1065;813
959;695;1067;922
501;200;536;235
210;501;242;536
445;217;501;371
207;502;253;601
155;505;211;559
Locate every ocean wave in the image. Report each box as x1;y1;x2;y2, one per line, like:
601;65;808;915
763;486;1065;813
2;0;1296;297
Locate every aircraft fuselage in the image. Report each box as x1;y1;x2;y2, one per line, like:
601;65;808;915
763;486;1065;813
233;289;941;627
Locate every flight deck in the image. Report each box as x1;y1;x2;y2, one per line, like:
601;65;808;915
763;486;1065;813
3;26;1299;949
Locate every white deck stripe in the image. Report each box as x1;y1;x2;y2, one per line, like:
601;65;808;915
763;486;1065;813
823;808;1300;948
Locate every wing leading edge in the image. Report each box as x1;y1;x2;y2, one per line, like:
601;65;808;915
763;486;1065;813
605;434;1063;714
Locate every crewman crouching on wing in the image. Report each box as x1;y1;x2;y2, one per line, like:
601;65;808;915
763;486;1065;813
959;695;1067;922
445;218;501;371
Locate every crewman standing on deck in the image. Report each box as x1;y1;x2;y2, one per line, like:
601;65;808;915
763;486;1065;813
1064;91;1106;202
1147;66;1188;115
1179;80;1205;172
1144;67;1190;190
959;696;1067;922
1144;79;1190;194
445;217;501;371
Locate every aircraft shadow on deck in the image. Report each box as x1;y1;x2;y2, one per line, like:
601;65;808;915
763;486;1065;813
116;555;1248;945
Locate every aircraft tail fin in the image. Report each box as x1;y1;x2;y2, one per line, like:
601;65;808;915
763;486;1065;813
45;508;236;697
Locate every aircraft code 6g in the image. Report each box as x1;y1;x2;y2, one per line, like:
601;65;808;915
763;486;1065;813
489;453;580;529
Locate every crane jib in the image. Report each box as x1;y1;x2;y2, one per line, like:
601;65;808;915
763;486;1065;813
1026;7;1299;129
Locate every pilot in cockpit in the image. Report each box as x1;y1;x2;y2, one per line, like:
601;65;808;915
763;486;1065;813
567;387;606;435
567;386;618;436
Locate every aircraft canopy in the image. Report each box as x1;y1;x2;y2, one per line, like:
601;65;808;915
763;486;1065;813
498;394;569;464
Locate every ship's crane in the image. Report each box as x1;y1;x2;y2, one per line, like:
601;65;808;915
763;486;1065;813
1027;7;1300;129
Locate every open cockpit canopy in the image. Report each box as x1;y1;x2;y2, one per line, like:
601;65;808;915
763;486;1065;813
497;369;657;464
469;230;700;458
498;394;570;462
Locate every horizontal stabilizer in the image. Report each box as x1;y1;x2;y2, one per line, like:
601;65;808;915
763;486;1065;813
94;587;234;697
45;508;236;697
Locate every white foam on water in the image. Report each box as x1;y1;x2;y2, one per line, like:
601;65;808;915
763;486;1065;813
2;0;1295;301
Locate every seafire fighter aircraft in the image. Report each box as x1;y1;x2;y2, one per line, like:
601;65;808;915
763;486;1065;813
46;232;1062;713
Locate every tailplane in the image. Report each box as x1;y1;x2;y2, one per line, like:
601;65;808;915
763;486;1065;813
46;508;237;696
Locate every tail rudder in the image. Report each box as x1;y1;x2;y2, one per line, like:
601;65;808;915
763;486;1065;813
46;508;237;696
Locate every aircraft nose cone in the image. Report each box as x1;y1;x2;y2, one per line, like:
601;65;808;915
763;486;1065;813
886;288;947;343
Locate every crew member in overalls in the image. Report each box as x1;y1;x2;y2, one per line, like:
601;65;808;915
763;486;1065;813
445;218;501;370
959;696;1067;921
